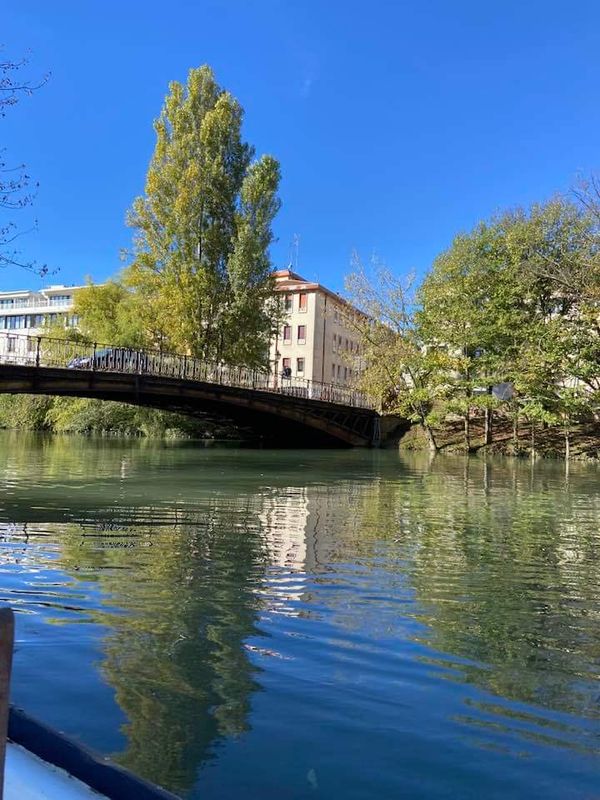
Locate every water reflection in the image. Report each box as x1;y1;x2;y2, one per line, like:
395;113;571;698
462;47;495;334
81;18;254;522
0;433;599;798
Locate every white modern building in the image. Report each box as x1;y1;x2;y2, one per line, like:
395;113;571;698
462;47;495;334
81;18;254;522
0;285;81;333
0;285;83;358
0;273;366;385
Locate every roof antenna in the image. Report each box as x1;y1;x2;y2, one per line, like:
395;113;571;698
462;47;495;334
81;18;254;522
288;233;300;272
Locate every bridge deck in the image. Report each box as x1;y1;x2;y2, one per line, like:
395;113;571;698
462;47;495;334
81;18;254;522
0;334;381;447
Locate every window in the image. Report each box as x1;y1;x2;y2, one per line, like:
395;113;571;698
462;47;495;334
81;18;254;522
332;335;337;353
282;357;291;369
25;314;44;328
0;299;15;308
49;294;71;306
7;338;15;353
297;325;306;343
298;293;307;312
337;365;341;379
296;357;305;374
7;315;26;330
345;338;349;351
344;367;348;381
284;294;293;311
331;363;336;379
283;324;291;343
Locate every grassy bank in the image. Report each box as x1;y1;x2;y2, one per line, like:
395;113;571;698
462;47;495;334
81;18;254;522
398;415;600;460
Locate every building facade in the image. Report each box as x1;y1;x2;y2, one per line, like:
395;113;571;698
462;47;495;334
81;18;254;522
0;285;84;357
0;273;365;386
269;269;364;385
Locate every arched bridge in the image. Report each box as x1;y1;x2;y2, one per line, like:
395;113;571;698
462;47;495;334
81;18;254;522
0;333;387;447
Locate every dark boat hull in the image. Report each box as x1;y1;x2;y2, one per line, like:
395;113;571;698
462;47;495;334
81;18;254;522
8;707;180;800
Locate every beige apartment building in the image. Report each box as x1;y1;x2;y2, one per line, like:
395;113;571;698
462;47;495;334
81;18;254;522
269;269;364;386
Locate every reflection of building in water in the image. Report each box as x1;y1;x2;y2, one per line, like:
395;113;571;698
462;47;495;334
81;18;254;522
257;481;367;575
257;488;308;569
255;488;310;614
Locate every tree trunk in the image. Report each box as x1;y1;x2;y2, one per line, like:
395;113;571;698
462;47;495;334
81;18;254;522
464;411;470;451
564;427;570;462
484;386;493;445
422;421;439;452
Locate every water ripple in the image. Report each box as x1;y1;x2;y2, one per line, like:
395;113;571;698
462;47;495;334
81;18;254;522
0;435;599;798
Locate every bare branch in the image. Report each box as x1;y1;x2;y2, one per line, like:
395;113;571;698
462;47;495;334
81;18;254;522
0;49;51;275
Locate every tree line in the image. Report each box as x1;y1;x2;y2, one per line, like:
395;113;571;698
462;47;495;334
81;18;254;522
4;57;600;456
345;182;600;457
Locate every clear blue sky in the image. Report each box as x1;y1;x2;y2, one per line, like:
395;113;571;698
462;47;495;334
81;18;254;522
3;0;600;292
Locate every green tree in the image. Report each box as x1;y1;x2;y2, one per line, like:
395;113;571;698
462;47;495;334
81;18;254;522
418;213;529;448
0;393;52;429
419;198;600;453
125;65;281;366
345;258;452;451
70;280;147;347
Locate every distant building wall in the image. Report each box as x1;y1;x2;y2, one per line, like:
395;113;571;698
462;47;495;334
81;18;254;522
269;270;365;385
0;285;83;358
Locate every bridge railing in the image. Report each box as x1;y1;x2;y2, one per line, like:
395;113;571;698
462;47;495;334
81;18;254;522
0;333;376;410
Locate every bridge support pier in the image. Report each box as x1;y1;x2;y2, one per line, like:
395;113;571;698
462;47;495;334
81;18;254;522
378;415;411;447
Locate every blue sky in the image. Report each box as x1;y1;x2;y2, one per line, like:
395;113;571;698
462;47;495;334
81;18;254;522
2;0;600;292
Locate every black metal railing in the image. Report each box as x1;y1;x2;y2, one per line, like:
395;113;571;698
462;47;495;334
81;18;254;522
0;332;375;410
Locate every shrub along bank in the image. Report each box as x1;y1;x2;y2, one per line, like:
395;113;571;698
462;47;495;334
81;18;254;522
0;394;229;438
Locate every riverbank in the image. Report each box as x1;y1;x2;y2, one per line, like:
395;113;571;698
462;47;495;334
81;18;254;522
398;416;600;460
0;394;241;440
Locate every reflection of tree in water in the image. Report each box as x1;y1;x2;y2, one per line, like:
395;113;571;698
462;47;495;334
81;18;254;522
343;455;600;720
57;498;273;796
5;434;600;783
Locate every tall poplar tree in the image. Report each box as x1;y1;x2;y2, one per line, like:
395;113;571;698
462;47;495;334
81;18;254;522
126;65;281;366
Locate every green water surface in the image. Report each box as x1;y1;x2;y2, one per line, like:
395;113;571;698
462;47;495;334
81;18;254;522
0;431;598;798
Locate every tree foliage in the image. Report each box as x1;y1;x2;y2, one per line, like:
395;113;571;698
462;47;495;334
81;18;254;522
344;257;453;450
122;65;281;365
347;192;600;457
0;393;228;438
72;280;147;346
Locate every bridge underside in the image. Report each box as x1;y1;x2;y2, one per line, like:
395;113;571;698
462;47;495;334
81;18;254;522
0;365;380;447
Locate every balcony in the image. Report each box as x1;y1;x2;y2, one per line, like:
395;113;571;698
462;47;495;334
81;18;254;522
0;298;72;312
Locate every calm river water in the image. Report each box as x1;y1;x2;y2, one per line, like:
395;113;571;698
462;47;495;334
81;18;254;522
0;431;599;799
